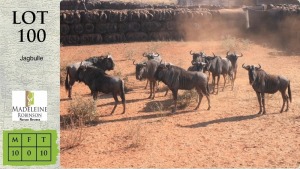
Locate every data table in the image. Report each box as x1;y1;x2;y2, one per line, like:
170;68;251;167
3;129;58;166
8;133;52;161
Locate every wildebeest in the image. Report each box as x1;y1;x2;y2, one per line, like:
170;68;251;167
154;62;211;113
221;57;234;91
142;52;162;89
77;65;126;114
65;55;114;99
242;64;292;114
190;50;206;64
226;52;243;82
134;59;160;99
203;54;222;94
204;54;234;94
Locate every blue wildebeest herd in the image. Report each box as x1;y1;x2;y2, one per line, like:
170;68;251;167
64;51;292;115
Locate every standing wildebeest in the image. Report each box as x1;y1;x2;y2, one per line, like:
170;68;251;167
242;64;292;114
226;52;243;82
204;53;234;93
203;54;222;94
190;50;206;64
77;65;126;114
142;52;162;89
154;62;211;113
221;57;234;91
65;55;115;99
134;59;160;99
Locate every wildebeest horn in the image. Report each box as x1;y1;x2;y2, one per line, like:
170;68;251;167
143;53;147;57
257;64;261;69
226;51;229;56
242;63;248;69
238;53;243;57
212;52;216;57
133;60;136;65
190;50;193;55
166;63;171;69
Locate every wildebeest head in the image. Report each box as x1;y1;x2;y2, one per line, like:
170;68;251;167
203;55;218;72
77;63;87;82
226;52;243;67
133;60;147;80
88;55;115;71
242;63;261;85
190;50;206;64
102;55;115;70
143;52;161;60
190;61;207;72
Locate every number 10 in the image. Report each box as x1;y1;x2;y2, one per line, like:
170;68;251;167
41;150;47;156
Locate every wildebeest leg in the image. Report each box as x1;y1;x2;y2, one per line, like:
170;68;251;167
285;93;289;112
171;90;178;113
68;80;75;99
93;91;98;100
164;89;169;96
234;70;237;81
121;97;126;114
216;75;220;94
280;91;288;113
222;74;226;91
256;92;262;114
111;93;119;115
148;81;153;99
156;81;160;91
211;75;215;94
231;75;234;91
145;80;149;89
194;92;203;110
68;87;72;99
207;72;211;83
144;80;149;89
261;93;266;114
152;81;156;99
206;94;211;110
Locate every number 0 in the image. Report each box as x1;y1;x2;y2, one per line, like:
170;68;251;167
37;29;46;42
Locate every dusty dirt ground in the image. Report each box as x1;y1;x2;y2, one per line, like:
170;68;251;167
60;40;300;168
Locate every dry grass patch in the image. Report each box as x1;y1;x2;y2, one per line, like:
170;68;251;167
60;96;99;151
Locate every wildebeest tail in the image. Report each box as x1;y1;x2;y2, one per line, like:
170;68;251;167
120;80;126;114
288;81;292;102
65;67;70;91
120;80;126;103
